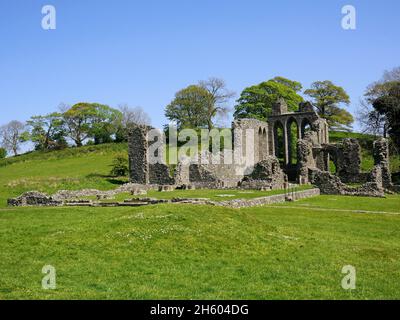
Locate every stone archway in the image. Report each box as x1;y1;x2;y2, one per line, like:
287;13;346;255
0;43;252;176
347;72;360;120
287;117;300;165
301;118;312;138
273;120;285;165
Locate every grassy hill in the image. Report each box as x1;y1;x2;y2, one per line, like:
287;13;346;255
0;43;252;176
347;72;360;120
0;132;400;299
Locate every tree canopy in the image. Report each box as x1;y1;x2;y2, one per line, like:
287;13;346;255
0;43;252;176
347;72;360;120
165;78;234;130
165;85;212;129
0;120;26;156
63;103;122;146
359;66;400;137
26;113;66;151
304;80;353;131
372;81;400;148
233;77;304;121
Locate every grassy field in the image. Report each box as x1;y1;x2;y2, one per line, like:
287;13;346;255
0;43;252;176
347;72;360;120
0;137;400;300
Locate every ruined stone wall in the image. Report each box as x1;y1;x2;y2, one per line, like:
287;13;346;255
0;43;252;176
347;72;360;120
310;168;385;198
297;138;315;184
232;118;270;164
128;125;174;185
240;156;286;190
336;138;362;183
128;125;150;184
373;138;392;189
186;151;244;188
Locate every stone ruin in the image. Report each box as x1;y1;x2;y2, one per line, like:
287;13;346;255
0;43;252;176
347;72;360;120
127;98;329;191
298;132;395;197
7;98;398;208
126;98;397;198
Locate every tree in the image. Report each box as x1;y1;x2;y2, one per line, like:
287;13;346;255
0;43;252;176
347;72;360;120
0;121;26;156
199;77;235;130
63;103;121;146
26;113;67;150
271;76;303;92
233;78;304;121
359;66;400;136
0;148;6;159
119;105;151;127
90;103;122;145
165;85;211;129
115;105;151;142
372;81;400;148
304;80;353;131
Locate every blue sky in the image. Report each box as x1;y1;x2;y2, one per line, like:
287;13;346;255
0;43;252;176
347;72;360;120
1;0;399;130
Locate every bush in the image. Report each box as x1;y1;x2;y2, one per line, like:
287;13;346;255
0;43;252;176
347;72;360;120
0;148;6;159
110;154;129;177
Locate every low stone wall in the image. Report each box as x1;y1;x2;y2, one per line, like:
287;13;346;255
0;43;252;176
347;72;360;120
212;188;321;209
7;191;62;207
8;187;321;209
310;168;385;198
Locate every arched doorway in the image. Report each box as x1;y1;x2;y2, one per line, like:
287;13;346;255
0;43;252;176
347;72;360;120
287;118;299;165
274;121;285;165
258;127;263;162
301;118;312;138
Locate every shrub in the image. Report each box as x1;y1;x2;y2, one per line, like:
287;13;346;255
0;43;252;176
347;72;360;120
0;148;7;159
110;154;129;177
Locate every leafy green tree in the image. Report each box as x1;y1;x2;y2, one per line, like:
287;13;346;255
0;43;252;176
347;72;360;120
26;113;67;150
63;103;121;146
271;76;303;92
0;147;6;159
165;85;211;129
304;80;353;131
359;67;400;136
90;103;122;145
372;81;400;148
234;78;304;121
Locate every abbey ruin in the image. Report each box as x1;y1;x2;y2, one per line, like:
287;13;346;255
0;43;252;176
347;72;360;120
7;98;397;208
128;98;395;197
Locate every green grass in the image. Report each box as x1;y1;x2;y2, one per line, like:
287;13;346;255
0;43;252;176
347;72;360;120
1;196;400;300
1;141;400;300
0;143;128;207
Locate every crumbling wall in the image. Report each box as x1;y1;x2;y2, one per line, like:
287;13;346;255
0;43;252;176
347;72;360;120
128;125;174;185
240;156;285;190
310;168;384;198
336;138;362;183
149;163;175;185
297;131;324;184
232;118;270;163
373;138;392;189
174;157;190;186
128;125;150;184
8;191;62;207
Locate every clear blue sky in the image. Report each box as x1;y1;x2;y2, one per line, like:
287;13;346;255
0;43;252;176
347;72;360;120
1;0;399;130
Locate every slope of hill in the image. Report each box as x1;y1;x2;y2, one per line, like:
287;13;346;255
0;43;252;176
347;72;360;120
0;143;128;207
